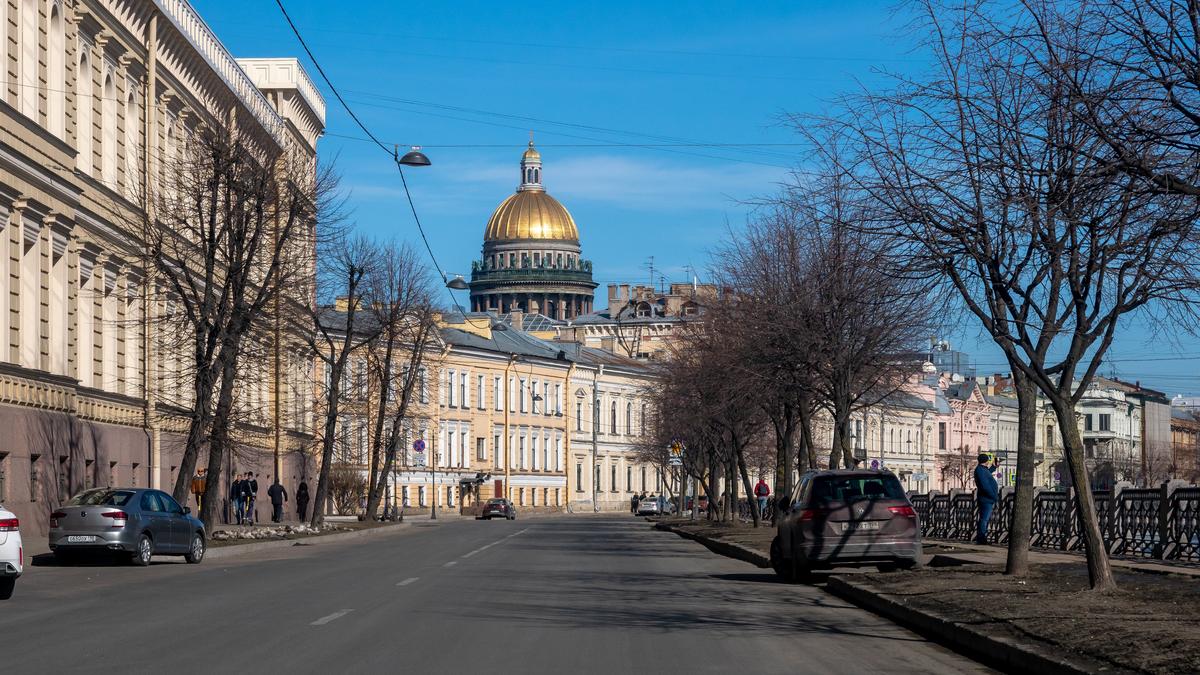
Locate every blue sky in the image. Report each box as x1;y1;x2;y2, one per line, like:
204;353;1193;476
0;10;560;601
196;0;1200;396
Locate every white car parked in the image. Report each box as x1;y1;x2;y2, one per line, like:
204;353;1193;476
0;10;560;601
0;504;22;599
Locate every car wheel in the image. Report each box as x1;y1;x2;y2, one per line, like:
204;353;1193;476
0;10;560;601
770;536;796;583
131;533;153;566
0;577;14;600
185;533;205;564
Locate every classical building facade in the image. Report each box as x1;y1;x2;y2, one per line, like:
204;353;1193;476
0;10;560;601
556;282;714;360
468;141;597;320
0;0;322;536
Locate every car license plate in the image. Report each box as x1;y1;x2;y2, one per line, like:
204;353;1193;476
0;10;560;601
67;535;96;543
842;521;881;533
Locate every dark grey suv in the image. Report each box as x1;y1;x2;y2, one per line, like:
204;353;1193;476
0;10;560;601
50;488;206;566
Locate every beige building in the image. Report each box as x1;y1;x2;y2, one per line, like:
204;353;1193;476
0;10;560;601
556;282;713;361
0;0;322;536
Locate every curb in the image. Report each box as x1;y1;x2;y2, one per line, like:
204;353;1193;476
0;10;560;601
653;522;771;568
824;576;1122;675
205;520;424;561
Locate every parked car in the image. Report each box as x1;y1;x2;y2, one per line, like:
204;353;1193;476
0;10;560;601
49;488;206;566
770;470;920;581
636;499;660;516
479;498;517;520
0;504;22;599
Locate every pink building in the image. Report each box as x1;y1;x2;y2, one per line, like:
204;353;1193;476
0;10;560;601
933;376;992;490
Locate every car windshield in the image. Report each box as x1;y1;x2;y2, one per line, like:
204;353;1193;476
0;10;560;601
811;476;905;503
67;489;135;507
487;499;506;505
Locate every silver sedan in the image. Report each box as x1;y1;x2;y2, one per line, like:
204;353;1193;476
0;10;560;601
50;488;206;565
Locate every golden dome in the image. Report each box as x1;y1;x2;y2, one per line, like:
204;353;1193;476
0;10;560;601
522;144;541;162
484;190;579;242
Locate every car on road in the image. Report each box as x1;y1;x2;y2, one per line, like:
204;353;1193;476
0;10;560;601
0;504;22;599
479;498;517;520
770;470;920;581
49;488;206;566
636;499;660;516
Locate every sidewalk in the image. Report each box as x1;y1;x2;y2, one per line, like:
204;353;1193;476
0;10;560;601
653;519;1200;674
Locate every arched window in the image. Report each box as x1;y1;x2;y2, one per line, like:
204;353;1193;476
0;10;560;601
47;5;65;137
19;0;37;117
101;74;117;187
610;401;617;435
625;402;632;436
77;52;93;173
125;89;139;198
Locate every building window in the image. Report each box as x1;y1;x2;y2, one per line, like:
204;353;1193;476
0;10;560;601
48;6;65;138
77;52;93;173
419;486;426;507
576;463;583;491
494;376;502;410
460;372;468;408
494;434;501;468
611;464;618;493
641;403;647;435
641;466;646;491
627;466;632;492
477;375;485;409
555;384;562;414
477;437;486;461
1099;414;1111;432
447;370;456;407
576;401;583;431
1085;415;1093;431
519;379;527;413
626;402;632;435
419;368;428;403
610;402;618;435
938;423;947;450
519;435;526;470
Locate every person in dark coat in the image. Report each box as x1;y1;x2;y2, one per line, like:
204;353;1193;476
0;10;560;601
229;474;244;525
247;472;260;525
974;453;999;544
267;481;288;523
296;480;310;521
239;473;254;526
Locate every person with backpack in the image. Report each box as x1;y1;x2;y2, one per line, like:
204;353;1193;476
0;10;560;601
754;478;771;516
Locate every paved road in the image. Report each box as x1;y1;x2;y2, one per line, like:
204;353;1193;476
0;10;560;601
1;516;988;673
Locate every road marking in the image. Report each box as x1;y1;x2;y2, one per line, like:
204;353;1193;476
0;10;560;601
462;541;500;558
396;577;419;587
311;609;354;626
506;528;529;538
443;561;457;567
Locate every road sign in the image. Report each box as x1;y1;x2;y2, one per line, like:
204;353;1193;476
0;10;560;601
669;440;683;457
413;453;426;467
668;457;683;467
913;472;929;482
870;459;880;470
413;439;426;453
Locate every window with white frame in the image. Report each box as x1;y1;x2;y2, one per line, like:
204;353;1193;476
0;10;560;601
419;367;428;403
576;401;583;431
555;384;562;414
460;371;469;408
494;376;502;410
477;375;485;409
531;434;539;470
447;370;456;407
520;379;528;413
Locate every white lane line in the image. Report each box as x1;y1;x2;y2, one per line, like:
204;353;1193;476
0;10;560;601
396;577;419;587
462;541;500;558
443;561;458;567
311;609;354;626
506;528;529;538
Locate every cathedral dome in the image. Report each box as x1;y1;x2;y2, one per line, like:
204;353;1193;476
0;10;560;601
484;190;579;243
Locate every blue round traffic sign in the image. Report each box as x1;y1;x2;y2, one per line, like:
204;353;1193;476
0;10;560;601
413;439;425;453
870;459;880;470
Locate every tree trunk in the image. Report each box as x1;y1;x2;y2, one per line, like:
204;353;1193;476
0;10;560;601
199;336;243;529
1005;371;1037;577
311;361;346;528
1049;395;1116;591
735;443;761;527
830;407;852;470
798;400;817;471
169;363;217;505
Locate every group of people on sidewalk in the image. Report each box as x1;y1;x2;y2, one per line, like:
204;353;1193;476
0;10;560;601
189;469;312;525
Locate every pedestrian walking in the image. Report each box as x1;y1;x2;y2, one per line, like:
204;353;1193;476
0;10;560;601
246;472;259;525
754;477;771;516
630;494;639;514
267;480;288;524
974;453;999;544
190;468;207;512
238;472;254;525
296;480;310;521
229;473;245;525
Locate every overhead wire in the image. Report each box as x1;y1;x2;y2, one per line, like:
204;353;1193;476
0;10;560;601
273;0;468;315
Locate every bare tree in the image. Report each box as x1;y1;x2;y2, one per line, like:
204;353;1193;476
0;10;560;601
299;236;382;527
148;126;334;528
362;243;437;519
810;0;1200;589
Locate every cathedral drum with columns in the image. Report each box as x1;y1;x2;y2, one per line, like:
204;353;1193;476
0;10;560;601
469;141;598;320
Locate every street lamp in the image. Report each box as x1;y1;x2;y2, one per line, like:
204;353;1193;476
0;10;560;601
446;275;469;290
397;145;431;167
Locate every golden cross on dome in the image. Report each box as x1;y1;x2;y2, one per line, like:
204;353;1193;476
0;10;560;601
529;130;534;146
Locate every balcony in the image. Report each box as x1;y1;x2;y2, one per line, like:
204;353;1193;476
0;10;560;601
470;259;596;285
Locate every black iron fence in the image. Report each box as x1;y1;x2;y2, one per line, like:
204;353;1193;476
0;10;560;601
909;480;1200;563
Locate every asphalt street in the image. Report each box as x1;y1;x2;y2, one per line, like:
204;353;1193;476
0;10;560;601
0;515;990;674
